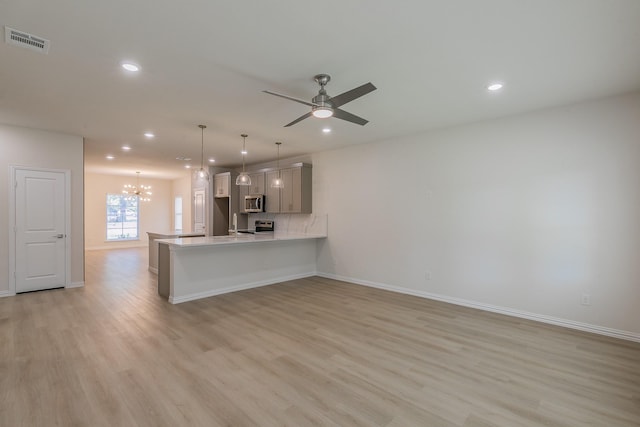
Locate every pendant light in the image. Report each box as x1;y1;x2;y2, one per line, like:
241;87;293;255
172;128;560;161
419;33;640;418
235;133;251;186
195;124;209;181
271;142;284;188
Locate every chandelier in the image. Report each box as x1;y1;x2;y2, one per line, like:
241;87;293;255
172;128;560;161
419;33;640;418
123;171;152;202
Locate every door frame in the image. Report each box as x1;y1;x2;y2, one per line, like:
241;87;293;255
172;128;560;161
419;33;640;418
8;166;72;295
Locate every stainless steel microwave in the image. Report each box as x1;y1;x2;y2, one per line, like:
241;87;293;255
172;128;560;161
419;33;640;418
244;194;264;212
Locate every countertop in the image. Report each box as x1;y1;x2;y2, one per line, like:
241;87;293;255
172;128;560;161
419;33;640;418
157;232;326;248
147;231;206;238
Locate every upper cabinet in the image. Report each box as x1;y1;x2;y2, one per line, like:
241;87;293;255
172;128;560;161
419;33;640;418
266;164;312;214
238;171;266;213
214;172;230;197
265;170;281;213
249;172;265;195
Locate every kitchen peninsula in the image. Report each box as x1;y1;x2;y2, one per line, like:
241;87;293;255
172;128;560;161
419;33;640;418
156;215;327;304
147;231;205;274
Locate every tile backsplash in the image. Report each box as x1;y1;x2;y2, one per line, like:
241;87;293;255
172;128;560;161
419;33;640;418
248;213;327;236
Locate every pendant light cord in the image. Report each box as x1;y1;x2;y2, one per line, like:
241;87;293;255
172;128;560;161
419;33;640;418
200;125;205;171
241;134;248;173
276;142;281;179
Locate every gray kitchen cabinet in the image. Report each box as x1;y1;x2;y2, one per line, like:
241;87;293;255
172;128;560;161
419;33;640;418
249;172;265;195
281;165;312;213
238;172;265;213
265;164;312;214
265;170;281;213
212;171;246;234
214;172;230;197
238;182;249;213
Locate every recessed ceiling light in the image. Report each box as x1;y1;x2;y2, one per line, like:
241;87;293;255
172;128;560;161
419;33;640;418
185;164;192;169
241;149;248;155
121;62;140;72
122;145;131;151
487;82;504;91
144;132;155;138
322;127;331;133
106;155;115;160
208;158;216;163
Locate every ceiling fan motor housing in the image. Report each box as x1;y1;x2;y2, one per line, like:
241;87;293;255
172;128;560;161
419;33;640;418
312;93;332;108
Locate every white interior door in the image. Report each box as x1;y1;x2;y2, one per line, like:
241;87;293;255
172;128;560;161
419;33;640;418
14;169;67;293
194;188;206;234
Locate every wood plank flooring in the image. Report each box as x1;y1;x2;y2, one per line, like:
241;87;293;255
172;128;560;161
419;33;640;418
1;247;639;426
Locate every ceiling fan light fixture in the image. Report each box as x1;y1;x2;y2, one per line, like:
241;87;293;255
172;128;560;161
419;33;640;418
312;106;333;119
263;74;376;127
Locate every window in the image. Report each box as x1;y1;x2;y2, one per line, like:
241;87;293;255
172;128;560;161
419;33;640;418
174;196;183;231
106;194;139;240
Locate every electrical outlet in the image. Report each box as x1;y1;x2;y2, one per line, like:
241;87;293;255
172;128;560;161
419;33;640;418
425;271;432;280
581;294;591;306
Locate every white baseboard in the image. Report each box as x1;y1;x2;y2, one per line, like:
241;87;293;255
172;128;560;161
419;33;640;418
1;283;83;296
317;272;640;343
169;271;317;304
67;281;85;289
86;243;148;251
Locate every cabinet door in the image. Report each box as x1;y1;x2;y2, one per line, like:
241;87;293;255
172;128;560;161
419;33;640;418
214;173;230;197
280;168;295;213
281;166;311;213
238;183;249;213
249;172;265;195
265;170;280;213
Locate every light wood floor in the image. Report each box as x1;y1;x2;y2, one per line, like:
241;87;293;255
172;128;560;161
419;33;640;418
1;247;639;426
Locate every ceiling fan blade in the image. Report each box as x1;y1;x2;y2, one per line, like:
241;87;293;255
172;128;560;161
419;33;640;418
332;108;369;126
284;112;313;127
263;90;316;107
329;82;377;108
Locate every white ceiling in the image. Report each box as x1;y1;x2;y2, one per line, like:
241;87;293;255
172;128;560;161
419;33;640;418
2;0;640;179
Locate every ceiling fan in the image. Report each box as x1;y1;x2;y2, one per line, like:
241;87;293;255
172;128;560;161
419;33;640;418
263;74;377;127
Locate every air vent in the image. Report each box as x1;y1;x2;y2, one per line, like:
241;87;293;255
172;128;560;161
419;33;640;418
4;26;50;54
